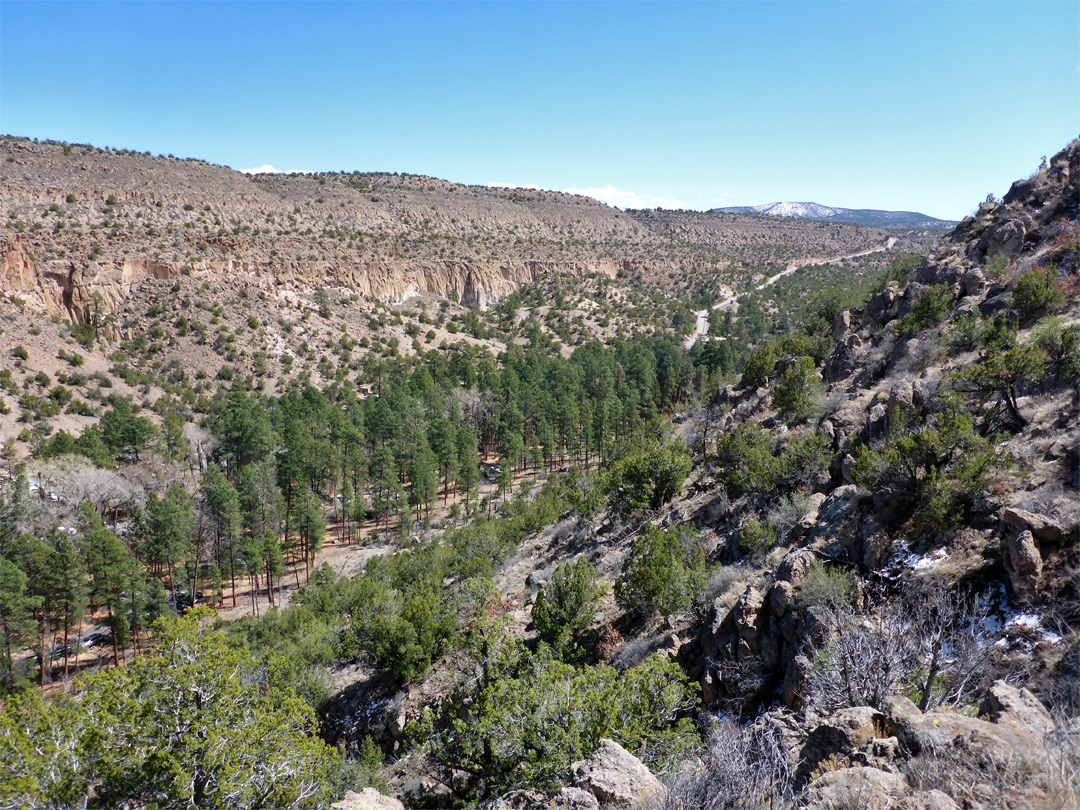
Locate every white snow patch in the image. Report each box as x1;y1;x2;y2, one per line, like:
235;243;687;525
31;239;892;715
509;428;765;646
1007;613;1042;631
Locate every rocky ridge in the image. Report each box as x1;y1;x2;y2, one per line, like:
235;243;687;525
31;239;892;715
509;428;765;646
449;139;1080;810
0;137;897;322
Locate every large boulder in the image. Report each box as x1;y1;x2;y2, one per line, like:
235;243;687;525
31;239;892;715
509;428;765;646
861;516;893;571
831;310;854;342
959;269;987;298
798;706;883;783
896;791;960;810
979;681;1055;737
1003;529;1042;602
882;690;1048;766
481;791;547;810
882;684;1067;810
733;586;767;651
571;740;665;808
824;334;863;382
768;580;795;617
1002;507;1071;543
806;485;863;558
802;767;907;810
333;788;407;810
551;788;601;810
775;548;817;587
769;549;818;617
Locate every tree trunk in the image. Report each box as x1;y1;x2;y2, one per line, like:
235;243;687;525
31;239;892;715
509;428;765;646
109;608;121;667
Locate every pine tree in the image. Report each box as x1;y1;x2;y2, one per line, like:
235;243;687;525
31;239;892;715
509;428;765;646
0;558;39;692
146;486;194;610
239;462;283;607
77;504;133;665
201;466;242;605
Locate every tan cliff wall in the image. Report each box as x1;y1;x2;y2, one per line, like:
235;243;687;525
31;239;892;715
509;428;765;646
1;236;183;322
1;234;621;322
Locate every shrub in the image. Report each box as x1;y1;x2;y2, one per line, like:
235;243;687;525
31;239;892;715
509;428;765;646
797;559;854;612
739;517;777;563
1013;265;1065;325
948;312;986;353
852;396;996;531
872;253;923;294
661;721;794;810
804;579;997;715
1030;315;1065;354
313;288;331;319
12;346;28;361
412;647;699;797
603;436;692;515
1060;325;1080;392
952;344;1046;429
713;422;782;497
741;341;778;389
532;557;605;656
72;322;95;348
615;524;707;619
777;333;833;365
806;287;851;329
899;284;952;333
772;356;822;425
780;429;831;489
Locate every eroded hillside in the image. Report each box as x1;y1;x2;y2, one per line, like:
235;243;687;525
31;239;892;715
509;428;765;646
2;138;1076;810
0;136;901;322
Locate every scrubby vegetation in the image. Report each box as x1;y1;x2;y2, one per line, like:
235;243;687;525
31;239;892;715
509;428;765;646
1;137;1078;810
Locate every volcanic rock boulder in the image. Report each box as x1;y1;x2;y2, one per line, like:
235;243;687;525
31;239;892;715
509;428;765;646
333;788;407;810
1003;529;1042;602
571;740;665;808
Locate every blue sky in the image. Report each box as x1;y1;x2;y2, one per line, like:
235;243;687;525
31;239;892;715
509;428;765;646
1;2;1076;219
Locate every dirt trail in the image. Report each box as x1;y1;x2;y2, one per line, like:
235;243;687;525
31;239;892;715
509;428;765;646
684;237;897;348
757;236;898;290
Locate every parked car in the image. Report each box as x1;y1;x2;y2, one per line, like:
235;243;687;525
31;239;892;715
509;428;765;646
82;631;111;648
174;589;204;613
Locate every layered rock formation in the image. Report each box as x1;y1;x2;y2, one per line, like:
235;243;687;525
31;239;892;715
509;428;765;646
0;137;894;321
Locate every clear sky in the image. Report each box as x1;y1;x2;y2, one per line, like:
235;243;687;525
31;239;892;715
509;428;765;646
1;1;1076;219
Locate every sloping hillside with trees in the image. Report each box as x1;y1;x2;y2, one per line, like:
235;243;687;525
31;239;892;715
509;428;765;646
1;140;1078;810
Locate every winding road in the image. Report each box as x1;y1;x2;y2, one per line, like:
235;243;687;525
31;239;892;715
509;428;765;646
684;237;897;348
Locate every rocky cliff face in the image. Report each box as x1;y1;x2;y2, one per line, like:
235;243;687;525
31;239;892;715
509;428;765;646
559;139;1077;809
929;139;1079;277
1;235;182;321
0;231;623;320
0;137;893;321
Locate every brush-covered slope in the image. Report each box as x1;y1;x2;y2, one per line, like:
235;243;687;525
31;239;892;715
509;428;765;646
0;136;898;323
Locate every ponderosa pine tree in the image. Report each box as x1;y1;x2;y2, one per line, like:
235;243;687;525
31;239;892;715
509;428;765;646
201;465;242;605
146;486;194;610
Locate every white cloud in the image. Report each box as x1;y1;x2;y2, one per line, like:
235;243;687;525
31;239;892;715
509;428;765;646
562;185;685;210
240;164;283;175
710;192;736;206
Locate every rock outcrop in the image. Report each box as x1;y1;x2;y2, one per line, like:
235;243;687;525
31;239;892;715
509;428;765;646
1003;528;1042;602
333;788;407;810
570;740;664;808
0;136;898;322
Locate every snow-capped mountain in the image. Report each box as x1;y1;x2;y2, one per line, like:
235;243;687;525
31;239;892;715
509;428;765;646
712;201;956;229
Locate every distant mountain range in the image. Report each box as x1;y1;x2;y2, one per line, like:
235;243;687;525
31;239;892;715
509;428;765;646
711;201;957;229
